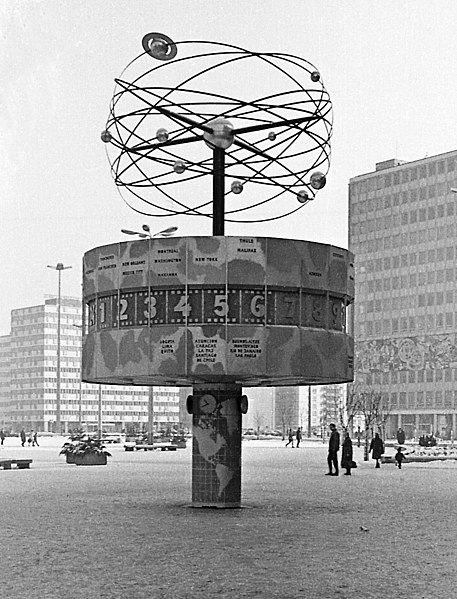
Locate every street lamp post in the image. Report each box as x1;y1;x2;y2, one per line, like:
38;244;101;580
121;225;178;444
98;384;103;439
47;263;72;435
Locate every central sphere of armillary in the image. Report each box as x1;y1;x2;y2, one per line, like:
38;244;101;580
203;117;234;150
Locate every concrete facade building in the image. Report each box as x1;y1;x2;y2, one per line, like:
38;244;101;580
349;149;457;439
0;297;182;434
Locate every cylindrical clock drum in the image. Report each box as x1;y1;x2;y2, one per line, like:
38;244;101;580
82;236;354;507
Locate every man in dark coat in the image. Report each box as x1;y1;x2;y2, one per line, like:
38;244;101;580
369;432;385;468
341;431;354;475
20;429;26;447
396;427;405;445
326;423;340;476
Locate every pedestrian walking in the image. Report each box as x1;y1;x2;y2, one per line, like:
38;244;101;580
395;447;406;469
0;429;5;445
326;423;340;476
341;431;353;476
396;427;405;445
27;431;33;446
296;427;302;448
33;431;39;447
369;432;385;468
285;428;294;447
20;429;26;447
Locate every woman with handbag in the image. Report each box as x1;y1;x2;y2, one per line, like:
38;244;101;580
341;431;354;476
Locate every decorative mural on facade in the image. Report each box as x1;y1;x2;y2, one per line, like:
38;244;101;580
356;335;457;372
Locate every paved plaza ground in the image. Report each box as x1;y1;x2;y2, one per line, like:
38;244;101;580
1;436;457;599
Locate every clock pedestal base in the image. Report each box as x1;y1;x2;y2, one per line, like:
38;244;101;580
191;383;242;508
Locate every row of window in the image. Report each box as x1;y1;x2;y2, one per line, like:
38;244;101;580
390;390;456;410
364;271;457;291
351;156;457;195
353;208;456;235
364;293;455;312
366;293;457;312
360;313;456;336
353;192;455;218
364;369;457;386
353;226;456;257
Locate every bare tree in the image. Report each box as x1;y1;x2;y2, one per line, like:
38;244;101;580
349;385;391;460
252;410;264;438
277;403;295;440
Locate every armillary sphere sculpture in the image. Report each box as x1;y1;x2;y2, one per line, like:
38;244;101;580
101;32;332;234
83;33;354;508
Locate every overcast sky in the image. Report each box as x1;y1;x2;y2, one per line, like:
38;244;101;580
2;0;457;333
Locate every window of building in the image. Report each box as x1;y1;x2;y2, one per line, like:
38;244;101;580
391;319;399;333
445;390;453;407
446;290;453;303
399;392;407;408
447;202;454;216
446;313;453;328
419;207;427;221
417;370;424;383
417;391;424;407
437;247;445;261
438;160;445;174
408;370;416;383
399;370;407;384
383;279;391;291
390;393;398;408
409;316;416;331
425;391;434;407
419;251;426;264
437;204;445;218
446;246;454;260
427;228;437;241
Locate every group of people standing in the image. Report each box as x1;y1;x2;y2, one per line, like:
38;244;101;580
285;424;407;474
20;429;39;447
285;427;302;448
326;423;355;476
0;428;39;446
326;424;391;476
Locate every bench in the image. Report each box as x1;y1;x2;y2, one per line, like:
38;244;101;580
0;459;33;470
125;443;177;452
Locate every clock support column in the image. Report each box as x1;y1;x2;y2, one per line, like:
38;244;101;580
191;383;242;508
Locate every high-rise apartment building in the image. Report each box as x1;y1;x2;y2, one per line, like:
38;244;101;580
0;297;183;433
349;149;457;439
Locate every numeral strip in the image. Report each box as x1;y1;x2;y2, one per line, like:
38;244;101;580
86;287;349;332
